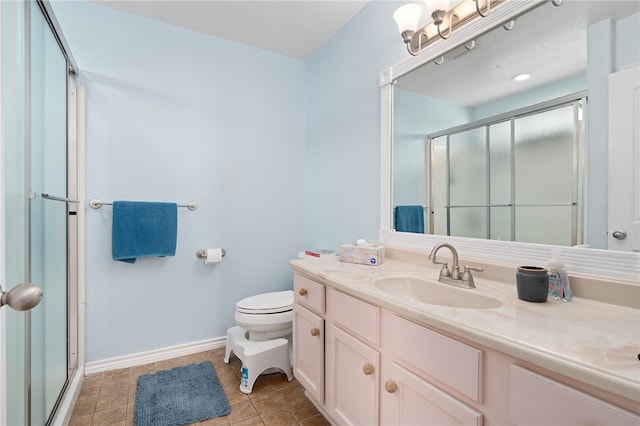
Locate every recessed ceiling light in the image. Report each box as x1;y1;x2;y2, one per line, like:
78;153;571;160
513;73;532;82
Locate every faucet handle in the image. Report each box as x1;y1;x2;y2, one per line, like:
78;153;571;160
464;265;484;273
462;265;484;287
438;262;451;278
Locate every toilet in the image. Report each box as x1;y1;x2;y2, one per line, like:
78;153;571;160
234;290;294;341
224;290;294;394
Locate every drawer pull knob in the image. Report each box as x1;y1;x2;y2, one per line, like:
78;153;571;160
298;288;308;296
385;380;398;393
310;328;320;336
362;363;375;375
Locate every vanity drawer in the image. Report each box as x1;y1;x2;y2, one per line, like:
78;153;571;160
510;365;640;425
327;288;380;346
390;315;482;403
294;274;325;314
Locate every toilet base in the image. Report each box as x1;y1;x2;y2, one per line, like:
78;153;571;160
223;326;292;394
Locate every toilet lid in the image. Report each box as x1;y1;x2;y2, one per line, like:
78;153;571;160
236;290;294;314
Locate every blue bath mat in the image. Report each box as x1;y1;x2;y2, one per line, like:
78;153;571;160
135;361;231;426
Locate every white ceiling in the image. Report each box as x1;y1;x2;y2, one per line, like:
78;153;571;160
396;0;640;107
93;0;369;60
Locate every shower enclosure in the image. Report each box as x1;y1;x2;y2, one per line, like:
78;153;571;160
428;94;586;246
1;1;79;424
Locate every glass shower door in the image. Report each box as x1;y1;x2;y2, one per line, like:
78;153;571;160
2;1;73;423
29;2;69;423
2;1;29;424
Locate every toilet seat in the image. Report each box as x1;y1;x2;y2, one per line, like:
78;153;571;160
236;290;293;315
234;290;294;342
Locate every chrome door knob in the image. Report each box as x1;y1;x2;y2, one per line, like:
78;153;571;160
612;230;627;240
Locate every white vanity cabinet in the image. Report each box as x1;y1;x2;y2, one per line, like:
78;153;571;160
325;287;381;426
380;314;483;426
291;271;640;426
293;274;325;403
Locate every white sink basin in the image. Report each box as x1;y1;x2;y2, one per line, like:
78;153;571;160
373;275;502;309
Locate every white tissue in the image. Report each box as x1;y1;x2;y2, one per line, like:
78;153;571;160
357;239;371;247
205;248;223;264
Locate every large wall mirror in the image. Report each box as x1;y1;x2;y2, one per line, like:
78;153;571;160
380;0;640;279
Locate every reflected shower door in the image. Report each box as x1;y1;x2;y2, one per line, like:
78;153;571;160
449;127;487;238
29;2;69;423
514;104;575;245
488;121;511;241
428;97;581;244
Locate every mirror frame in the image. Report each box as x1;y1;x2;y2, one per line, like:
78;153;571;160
379;0;640;280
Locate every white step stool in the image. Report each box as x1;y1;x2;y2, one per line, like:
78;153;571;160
223;325;292;394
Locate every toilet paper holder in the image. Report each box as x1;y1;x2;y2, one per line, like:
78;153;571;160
196;248;226;260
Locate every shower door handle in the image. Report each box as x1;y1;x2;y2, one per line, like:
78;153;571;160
0;283;43;311
40;193;79;204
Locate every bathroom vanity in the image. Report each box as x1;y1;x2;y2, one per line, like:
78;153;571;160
289;247;640;425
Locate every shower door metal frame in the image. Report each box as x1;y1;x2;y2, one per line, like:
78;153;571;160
23;1;79;424
428;92;587;245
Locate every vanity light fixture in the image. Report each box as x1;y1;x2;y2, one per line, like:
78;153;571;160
393;0;493;56
393;0;563;56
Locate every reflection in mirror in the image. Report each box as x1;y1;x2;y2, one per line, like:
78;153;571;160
426;95;585;246
391;0;639;250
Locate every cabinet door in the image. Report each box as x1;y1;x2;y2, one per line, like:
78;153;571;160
327;323;380;426
293;304;324;403
510;365;640;425
381;362;482;426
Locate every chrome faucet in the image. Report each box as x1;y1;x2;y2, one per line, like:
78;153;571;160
428;243;483;289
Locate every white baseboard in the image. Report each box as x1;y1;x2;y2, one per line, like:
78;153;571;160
85;336;227;375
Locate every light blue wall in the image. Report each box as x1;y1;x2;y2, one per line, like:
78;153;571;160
52;2;306;362
305;0;407;248
616;13;640;70
393;88;470;206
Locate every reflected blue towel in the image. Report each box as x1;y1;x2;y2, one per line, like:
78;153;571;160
394;205;425;234
112;201;178;264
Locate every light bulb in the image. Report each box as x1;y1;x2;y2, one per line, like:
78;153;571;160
512;73;532;82
423;0;451;15
393;3;423;34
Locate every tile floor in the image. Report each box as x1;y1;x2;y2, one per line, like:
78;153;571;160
68;347;330;426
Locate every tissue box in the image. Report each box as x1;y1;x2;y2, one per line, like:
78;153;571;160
338;244;385;266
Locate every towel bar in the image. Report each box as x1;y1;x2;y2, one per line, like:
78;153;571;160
89;198;198;211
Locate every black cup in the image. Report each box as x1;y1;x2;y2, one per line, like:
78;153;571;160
516;266;549;303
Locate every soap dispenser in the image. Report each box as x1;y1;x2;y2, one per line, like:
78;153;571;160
547;248;573;301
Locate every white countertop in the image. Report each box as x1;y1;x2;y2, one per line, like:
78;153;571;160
289;256;640;404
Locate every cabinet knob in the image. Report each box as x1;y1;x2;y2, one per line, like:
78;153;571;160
310;328;320;336
298;288;308;296
385;380;398;393
362;363;375;376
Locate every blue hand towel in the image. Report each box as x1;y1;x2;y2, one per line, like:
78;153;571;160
394;205;425;234
112;201;178;264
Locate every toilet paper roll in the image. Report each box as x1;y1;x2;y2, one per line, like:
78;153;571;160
205;248;224;264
